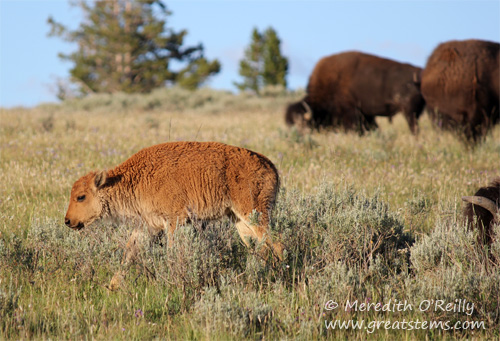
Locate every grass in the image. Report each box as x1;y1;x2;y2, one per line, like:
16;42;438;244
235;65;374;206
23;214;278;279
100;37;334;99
1;86;499;339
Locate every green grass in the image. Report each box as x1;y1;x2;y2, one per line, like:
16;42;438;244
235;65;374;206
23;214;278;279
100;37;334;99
1;87;499;339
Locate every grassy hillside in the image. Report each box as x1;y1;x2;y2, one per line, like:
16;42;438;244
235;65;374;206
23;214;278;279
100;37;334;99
1;87;499;339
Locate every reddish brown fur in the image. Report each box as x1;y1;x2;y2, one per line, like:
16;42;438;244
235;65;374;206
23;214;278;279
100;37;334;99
285;51;425;134
421;39;500;142
65;142;283;269
464;177;500;245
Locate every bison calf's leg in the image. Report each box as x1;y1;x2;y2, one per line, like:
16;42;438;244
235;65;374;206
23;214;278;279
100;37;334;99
235;218;283;261
235;220;256;248
232;179;283;259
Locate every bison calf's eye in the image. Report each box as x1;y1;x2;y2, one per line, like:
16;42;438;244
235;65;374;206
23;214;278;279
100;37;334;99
77;195;86;202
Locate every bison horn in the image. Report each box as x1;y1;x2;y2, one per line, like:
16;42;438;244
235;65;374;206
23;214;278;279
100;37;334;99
462;196;500;219
302;101;313;121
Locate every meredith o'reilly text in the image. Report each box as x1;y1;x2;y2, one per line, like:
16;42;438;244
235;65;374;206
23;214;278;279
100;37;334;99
341;299;474;316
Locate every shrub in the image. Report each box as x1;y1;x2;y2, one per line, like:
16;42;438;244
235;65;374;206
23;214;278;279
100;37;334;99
274;183;413;276
408;221;500;330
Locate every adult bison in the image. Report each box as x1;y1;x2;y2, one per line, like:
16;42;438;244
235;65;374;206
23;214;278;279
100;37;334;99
65;141;283;289
421;39;499;142
285;51;425;134
463;177;500;245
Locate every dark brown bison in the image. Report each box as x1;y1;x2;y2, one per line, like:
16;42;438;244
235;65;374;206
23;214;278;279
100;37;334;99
421;39;499;142
285;51;425;134
463;177;500;245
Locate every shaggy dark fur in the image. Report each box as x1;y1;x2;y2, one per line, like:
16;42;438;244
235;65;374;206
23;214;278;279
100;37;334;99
421;39;500;143
285;51;425;134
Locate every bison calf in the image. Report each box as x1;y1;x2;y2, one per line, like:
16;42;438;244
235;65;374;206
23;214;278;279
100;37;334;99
65;141;283;289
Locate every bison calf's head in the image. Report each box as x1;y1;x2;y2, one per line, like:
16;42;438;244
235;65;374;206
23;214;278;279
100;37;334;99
65;170;108;230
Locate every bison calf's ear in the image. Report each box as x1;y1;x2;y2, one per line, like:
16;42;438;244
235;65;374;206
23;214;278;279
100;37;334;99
94;170;108;189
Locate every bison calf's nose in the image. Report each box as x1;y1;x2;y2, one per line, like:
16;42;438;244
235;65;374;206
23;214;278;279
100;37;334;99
65;218;71;227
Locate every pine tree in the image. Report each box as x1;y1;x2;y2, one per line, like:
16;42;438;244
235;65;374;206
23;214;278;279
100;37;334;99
262;27;288;88
233;28;263;94
47;0;220;96
235;26;288;94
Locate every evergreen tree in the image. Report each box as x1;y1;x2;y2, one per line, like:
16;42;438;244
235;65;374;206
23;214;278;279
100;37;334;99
235;26;288;94
262;27;288;88
233;28;263;94
48;0;220;96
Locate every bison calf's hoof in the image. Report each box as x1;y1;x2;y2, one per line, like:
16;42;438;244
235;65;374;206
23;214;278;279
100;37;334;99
108;271;125;291
271;241;285;261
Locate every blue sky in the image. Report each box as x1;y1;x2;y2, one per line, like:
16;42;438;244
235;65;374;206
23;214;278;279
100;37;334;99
1;0;499;108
